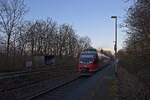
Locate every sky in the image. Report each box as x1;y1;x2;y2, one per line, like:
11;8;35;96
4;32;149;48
24;0;133;51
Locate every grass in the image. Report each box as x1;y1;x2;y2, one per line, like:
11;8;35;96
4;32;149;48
102;79;119;100
109;80;119;100
0;55;77;72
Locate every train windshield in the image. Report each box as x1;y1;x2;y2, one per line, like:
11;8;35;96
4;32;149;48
79;52;97;63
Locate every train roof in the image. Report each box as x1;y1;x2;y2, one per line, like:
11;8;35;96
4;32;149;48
83;48;97;52
81;48;97;55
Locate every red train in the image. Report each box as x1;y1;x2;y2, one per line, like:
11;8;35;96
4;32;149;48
78;48;110;75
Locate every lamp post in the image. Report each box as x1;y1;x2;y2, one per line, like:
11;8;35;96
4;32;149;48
111;16;117;75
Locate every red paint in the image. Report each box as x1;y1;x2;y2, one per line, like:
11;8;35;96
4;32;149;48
78;63;101;72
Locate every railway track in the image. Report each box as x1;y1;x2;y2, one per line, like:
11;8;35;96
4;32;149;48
27;76;80;100
29;63;113;100
0;74;79;100
0;63;111;100
27;64;111;100
0;64;79;100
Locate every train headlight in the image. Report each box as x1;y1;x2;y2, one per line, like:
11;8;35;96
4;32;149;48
80;61;83;64
89;61;93;64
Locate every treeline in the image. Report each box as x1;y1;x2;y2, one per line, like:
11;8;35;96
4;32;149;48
0;0;91;57
118;0;150;85
1;19;91;57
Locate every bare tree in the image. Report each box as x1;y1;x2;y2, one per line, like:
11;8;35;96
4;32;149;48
0;34;5;54
10;18;92;57
78;36;91;51
0;0;27;56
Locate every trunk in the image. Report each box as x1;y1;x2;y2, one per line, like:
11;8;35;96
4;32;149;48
6;33;11;56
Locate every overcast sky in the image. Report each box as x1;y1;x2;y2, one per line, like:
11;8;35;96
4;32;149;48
24;0;133;51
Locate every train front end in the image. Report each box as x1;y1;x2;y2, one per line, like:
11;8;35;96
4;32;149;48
78;49;99;74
